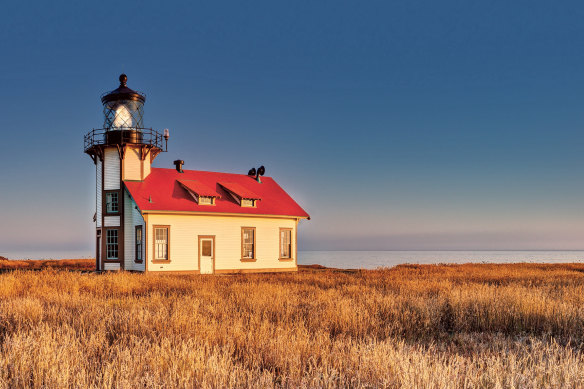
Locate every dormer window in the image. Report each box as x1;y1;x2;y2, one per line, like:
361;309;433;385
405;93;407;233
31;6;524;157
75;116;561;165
198;196;214;205
218;182;261;208
177;180;220;206
241;199;256;207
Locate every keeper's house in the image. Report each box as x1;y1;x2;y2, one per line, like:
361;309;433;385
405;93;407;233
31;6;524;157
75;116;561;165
84;75;309;273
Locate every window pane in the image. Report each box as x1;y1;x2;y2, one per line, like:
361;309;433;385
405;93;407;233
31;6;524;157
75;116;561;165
135;227;142;261
243;229;254;244
242;228;255;258
106;192;119;213
280;230;291;258
106;230;118;259
199;196;212;205
154;227;168;260
202;240;212;256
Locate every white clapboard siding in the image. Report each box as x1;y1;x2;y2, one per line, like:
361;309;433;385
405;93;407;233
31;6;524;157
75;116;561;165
96;159;102;228
134;197;146;271
123;147;142;181
104;148;120;190
143;154;151;178
123;191;134;269
104;216;120;227
145;214;297;272
104;263;120;271
124;191;146;271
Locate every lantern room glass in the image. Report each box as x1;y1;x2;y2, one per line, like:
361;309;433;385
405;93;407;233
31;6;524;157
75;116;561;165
103;99;144;130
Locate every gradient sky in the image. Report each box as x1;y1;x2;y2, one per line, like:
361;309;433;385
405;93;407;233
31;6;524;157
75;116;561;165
1;1;583;257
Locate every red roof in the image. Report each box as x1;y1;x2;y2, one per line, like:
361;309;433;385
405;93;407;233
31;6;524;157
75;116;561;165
178;180;221;198
218;182;261;200
124;168;310;218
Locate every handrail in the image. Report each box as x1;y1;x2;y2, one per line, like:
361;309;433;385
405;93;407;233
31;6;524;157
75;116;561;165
84;128;166;153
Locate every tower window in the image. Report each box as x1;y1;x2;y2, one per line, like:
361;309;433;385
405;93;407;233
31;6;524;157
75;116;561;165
106;192;119;213
154;226;170;261
106;229;119;259
241;227;256;260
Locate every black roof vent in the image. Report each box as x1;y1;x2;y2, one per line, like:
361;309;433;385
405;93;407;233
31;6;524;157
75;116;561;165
248;165;265;183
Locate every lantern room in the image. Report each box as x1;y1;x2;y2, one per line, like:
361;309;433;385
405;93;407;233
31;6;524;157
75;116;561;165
84;74;168;163
101;74;145;129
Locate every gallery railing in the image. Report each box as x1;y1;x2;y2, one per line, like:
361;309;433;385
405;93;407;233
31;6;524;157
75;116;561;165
84;128;166;153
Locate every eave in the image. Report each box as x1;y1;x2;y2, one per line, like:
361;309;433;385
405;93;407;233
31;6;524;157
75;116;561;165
139;209;310;220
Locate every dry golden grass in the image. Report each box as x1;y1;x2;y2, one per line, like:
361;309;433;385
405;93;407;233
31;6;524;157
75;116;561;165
0;258;94;271
0;263;583;388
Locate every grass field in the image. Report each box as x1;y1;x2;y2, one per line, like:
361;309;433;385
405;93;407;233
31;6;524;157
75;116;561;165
0;257;94;271
0;262;583;388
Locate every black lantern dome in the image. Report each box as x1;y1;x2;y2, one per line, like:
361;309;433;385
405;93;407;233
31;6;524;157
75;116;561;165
101;74;146;104
101;74;146;130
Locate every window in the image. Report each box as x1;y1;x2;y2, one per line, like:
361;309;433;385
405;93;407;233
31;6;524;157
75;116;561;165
135;226;143;262
280;228;292;259
241;199;255;207
198;196;214;205
106;192;119;213
201;240;212;257
241;227;255;260
154;226;169;261
106;229;118;259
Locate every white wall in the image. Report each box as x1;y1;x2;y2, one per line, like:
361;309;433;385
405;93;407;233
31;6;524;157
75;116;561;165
121;145;153;181
145;213;297;272
144;153;151;178
123;146;142;181
104;263;121;271
104;216;120;227
96;159;102;228
124;191;146;271
104;148;120;190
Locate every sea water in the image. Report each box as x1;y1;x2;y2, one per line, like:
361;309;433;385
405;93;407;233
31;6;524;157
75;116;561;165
298;250;584;269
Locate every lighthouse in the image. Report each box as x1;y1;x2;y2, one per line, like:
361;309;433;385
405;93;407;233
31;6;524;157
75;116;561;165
84;74;168;271
84;74;308;274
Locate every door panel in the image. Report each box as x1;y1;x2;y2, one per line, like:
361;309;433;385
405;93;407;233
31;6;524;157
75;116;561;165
199;236;214;274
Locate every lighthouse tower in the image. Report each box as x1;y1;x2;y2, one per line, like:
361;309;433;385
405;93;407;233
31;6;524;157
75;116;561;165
84;74;168;271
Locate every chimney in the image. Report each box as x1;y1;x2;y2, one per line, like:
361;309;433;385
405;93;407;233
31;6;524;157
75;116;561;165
173;160;184;173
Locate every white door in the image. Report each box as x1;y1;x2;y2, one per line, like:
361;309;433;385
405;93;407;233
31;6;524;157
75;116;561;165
199;237;214;274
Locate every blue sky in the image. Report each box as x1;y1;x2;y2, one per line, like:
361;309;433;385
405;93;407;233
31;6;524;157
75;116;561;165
0;1;583;257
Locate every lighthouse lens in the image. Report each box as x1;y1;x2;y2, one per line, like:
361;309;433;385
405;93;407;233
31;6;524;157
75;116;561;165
112;104;133;128
103;100;144;129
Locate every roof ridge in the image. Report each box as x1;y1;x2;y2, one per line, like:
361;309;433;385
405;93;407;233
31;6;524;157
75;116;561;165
151;166;272;179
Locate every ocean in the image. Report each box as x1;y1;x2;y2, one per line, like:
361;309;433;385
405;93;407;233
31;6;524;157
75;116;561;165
297;250;584;269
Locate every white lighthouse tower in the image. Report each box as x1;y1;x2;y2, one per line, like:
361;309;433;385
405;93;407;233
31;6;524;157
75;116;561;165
84;74;168;271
